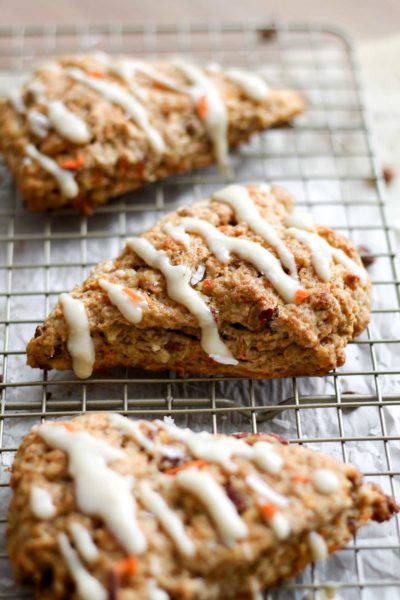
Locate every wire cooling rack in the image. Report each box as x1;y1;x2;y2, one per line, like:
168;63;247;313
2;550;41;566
0;21;399;600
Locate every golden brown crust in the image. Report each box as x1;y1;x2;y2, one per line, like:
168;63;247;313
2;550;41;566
7;414;398;600
0;55;304;213
26;184;371;379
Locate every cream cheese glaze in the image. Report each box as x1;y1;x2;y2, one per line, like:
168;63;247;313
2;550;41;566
68;67;165;154
172;217;301;302
213;184;298;277
99;279;147;324
38;424;147;555
176;469;248;546
58;533;107;600
60;293;95;379
126;237;238;366
30;485;56;519
224;68;269;101
69;522;99;563
26;144;79;199
173;60;229;173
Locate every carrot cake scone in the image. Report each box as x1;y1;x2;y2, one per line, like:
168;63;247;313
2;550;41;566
27;184;371;379
0;54;304;213
8;413;398;600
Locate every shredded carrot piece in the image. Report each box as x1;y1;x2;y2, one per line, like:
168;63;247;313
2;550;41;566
162;236;174;250
88;70;105;79
260;502;279;519
153;82;167;91
202;279;214;292
123;287;144;304
59;155;85;170
114;556;138;578
165;459;208;475
218;225;228;232
63;423;78;432
295;289;311;304
292;474;311;484
197;94;208;119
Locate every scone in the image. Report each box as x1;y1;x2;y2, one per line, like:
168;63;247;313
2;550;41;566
7;413;397;600
26;183;371;379
0;53;304;213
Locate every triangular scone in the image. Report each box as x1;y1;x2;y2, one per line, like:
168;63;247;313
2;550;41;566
0;54;304;212
8;414;398;600
27;184;371;379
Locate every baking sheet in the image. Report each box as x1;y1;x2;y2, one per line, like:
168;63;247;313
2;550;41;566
0;23;399;599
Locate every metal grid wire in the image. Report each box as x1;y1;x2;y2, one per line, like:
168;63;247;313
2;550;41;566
0;21;399;599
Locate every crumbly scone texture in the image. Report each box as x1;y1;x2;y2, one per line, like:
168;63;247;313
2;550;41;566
0;54;304;213
7;413;398;600
26;184;372;379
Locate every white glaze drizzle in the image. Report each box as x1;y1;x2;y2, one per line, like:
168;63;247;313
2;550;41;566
161;421;282;475
69;522;99;563
173;60;229;173
252;441;284;475
308;531;328;560
126;237;237;365
288;227;368;285
139;481;195;557
9;89;25;113
58;533;107;600
60;293;95;379
172;217;301;303
107;57;185;94
176;469;248;545
30;485;56;519
27;109;50;138
213;184;298;278
285;210;315;230
163;222;191;248
38;424;147;554
224;68;269;101
68;67;165;154
26;144;79;198
312;469;340;495
109;413;154;452
108;415;186;463
47;100;91;144
147;580;170;600
246;474;289;508
99;279;147;324
270;512;291;540
12;81;91;144
162;424;252;472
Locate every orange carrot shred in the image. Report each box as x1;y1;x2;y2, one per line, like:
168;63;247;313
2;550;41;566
292;474;311;484
260;502;279;519
88;70;105;79
197;94;208;119
63;423;77;432
295;289;311;305
59;155;85;170
165;459;208;475
114;556;138;578
202;279;214;292
123;287;144;304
